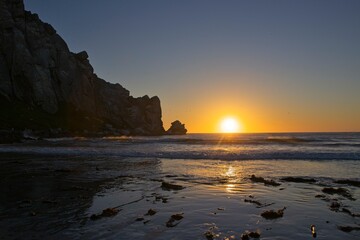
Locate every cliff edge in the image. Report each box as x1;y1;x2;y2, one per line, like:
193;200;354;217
0;0;165;137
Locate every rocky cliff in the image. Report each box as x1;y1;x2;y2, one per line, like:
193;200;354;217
0;0;165;136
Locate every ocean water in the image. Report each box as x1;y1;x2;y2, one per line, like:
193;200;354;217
1;133;360;239
1;132;360;161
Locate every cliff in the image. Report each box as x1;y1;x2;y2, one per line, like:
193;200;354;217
0;0;165;136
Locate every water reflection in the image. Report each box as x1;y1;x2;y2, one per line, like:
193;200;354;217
222;165;245;193
225;165;235;177
0;154;163;239
225;183;237;193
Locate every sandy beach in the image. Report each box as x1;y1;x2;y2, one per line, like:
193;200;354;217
1;136;359;240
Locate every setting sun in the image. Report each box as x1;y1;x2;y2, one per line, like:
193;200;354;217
220;117;241;133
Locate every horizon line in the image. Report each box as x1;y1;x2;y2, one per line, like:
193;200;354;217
187;131;360;134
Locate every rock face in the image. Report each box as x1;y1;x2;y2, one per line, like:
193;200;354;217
0;0;165;136
166;120;187;135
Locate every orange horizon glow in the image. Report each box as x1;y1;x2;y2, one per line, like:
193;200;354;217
160;69;360;134
162;103;360;134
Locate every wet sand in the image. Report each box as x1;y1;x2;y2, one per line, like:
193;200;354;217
1;153;360;239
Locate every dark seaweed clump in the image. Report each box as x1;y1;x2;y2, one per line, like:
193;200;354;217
322;187;355;201
334;179;360;187
281;177;316;183
90;208;120;220
261;207;286;219
250;175;281;186
337;226;360;232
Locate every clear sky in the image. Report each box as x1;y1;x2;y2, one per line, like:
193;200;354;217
25;0;360;133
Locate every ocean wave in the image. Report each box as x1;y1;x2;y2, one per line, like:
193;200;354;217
1;133;359;161
98;133;360;147
1;145;359;161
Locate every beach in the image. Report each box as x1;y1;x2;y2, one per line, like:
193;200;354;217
1;133;360;239
2;1;360;239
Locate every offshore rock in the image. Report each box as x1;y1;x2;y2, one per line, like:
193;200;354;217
0;0;165;137
166;120;187;135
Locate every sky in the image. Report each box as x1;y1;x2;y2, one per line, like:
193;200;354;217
25;0;360;133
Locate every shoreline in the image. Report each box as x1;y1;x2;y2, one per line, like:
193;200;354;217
0;128;189;144
1;153;359;239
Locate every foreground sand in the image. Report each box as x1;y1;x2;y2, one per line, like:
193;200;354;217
1;153;359;239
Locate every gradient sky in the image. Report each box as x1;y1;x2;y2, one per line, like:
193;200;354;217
25;0;360;133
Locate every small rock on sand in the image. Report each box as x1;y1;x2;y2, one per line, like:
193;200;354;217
161;181;185;191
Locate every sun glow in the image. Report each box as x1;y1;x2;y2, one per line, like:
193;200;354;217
220;117;241;133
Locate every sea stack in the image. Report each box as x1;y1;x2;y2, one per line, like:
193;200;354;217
166;120;187;135
0;0;166;137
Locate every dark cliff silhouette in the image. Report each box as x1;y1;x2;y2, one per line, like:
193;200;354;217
0;0;167;137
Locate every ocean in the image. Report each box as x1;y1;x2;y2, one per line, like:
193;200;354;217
1;133;360;239
1;132;360;161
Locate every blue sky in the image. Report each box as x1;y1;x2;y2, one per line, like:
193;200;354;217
25;0;360;132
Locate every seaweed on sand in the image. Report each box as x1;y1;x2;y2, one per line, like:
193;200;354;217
90;208;120;220
244;196;274;208
261;207;286;219
281;177;316;183
334;179;360;187
249;175;281;186
145;208;157;216
337;225;360;232
322;187;355;201
241;230;261;239
166;213;184;227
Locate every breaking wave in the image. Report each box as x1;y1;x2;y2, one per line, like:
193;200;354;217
1;133;359;161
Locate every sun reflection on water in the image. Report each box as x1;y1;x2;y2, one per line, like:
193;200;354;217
221;165;245;193
225;183;237;193
225;166;235;177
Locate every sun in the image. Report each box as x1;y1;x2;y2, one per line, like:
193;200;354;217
220;117;241;133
